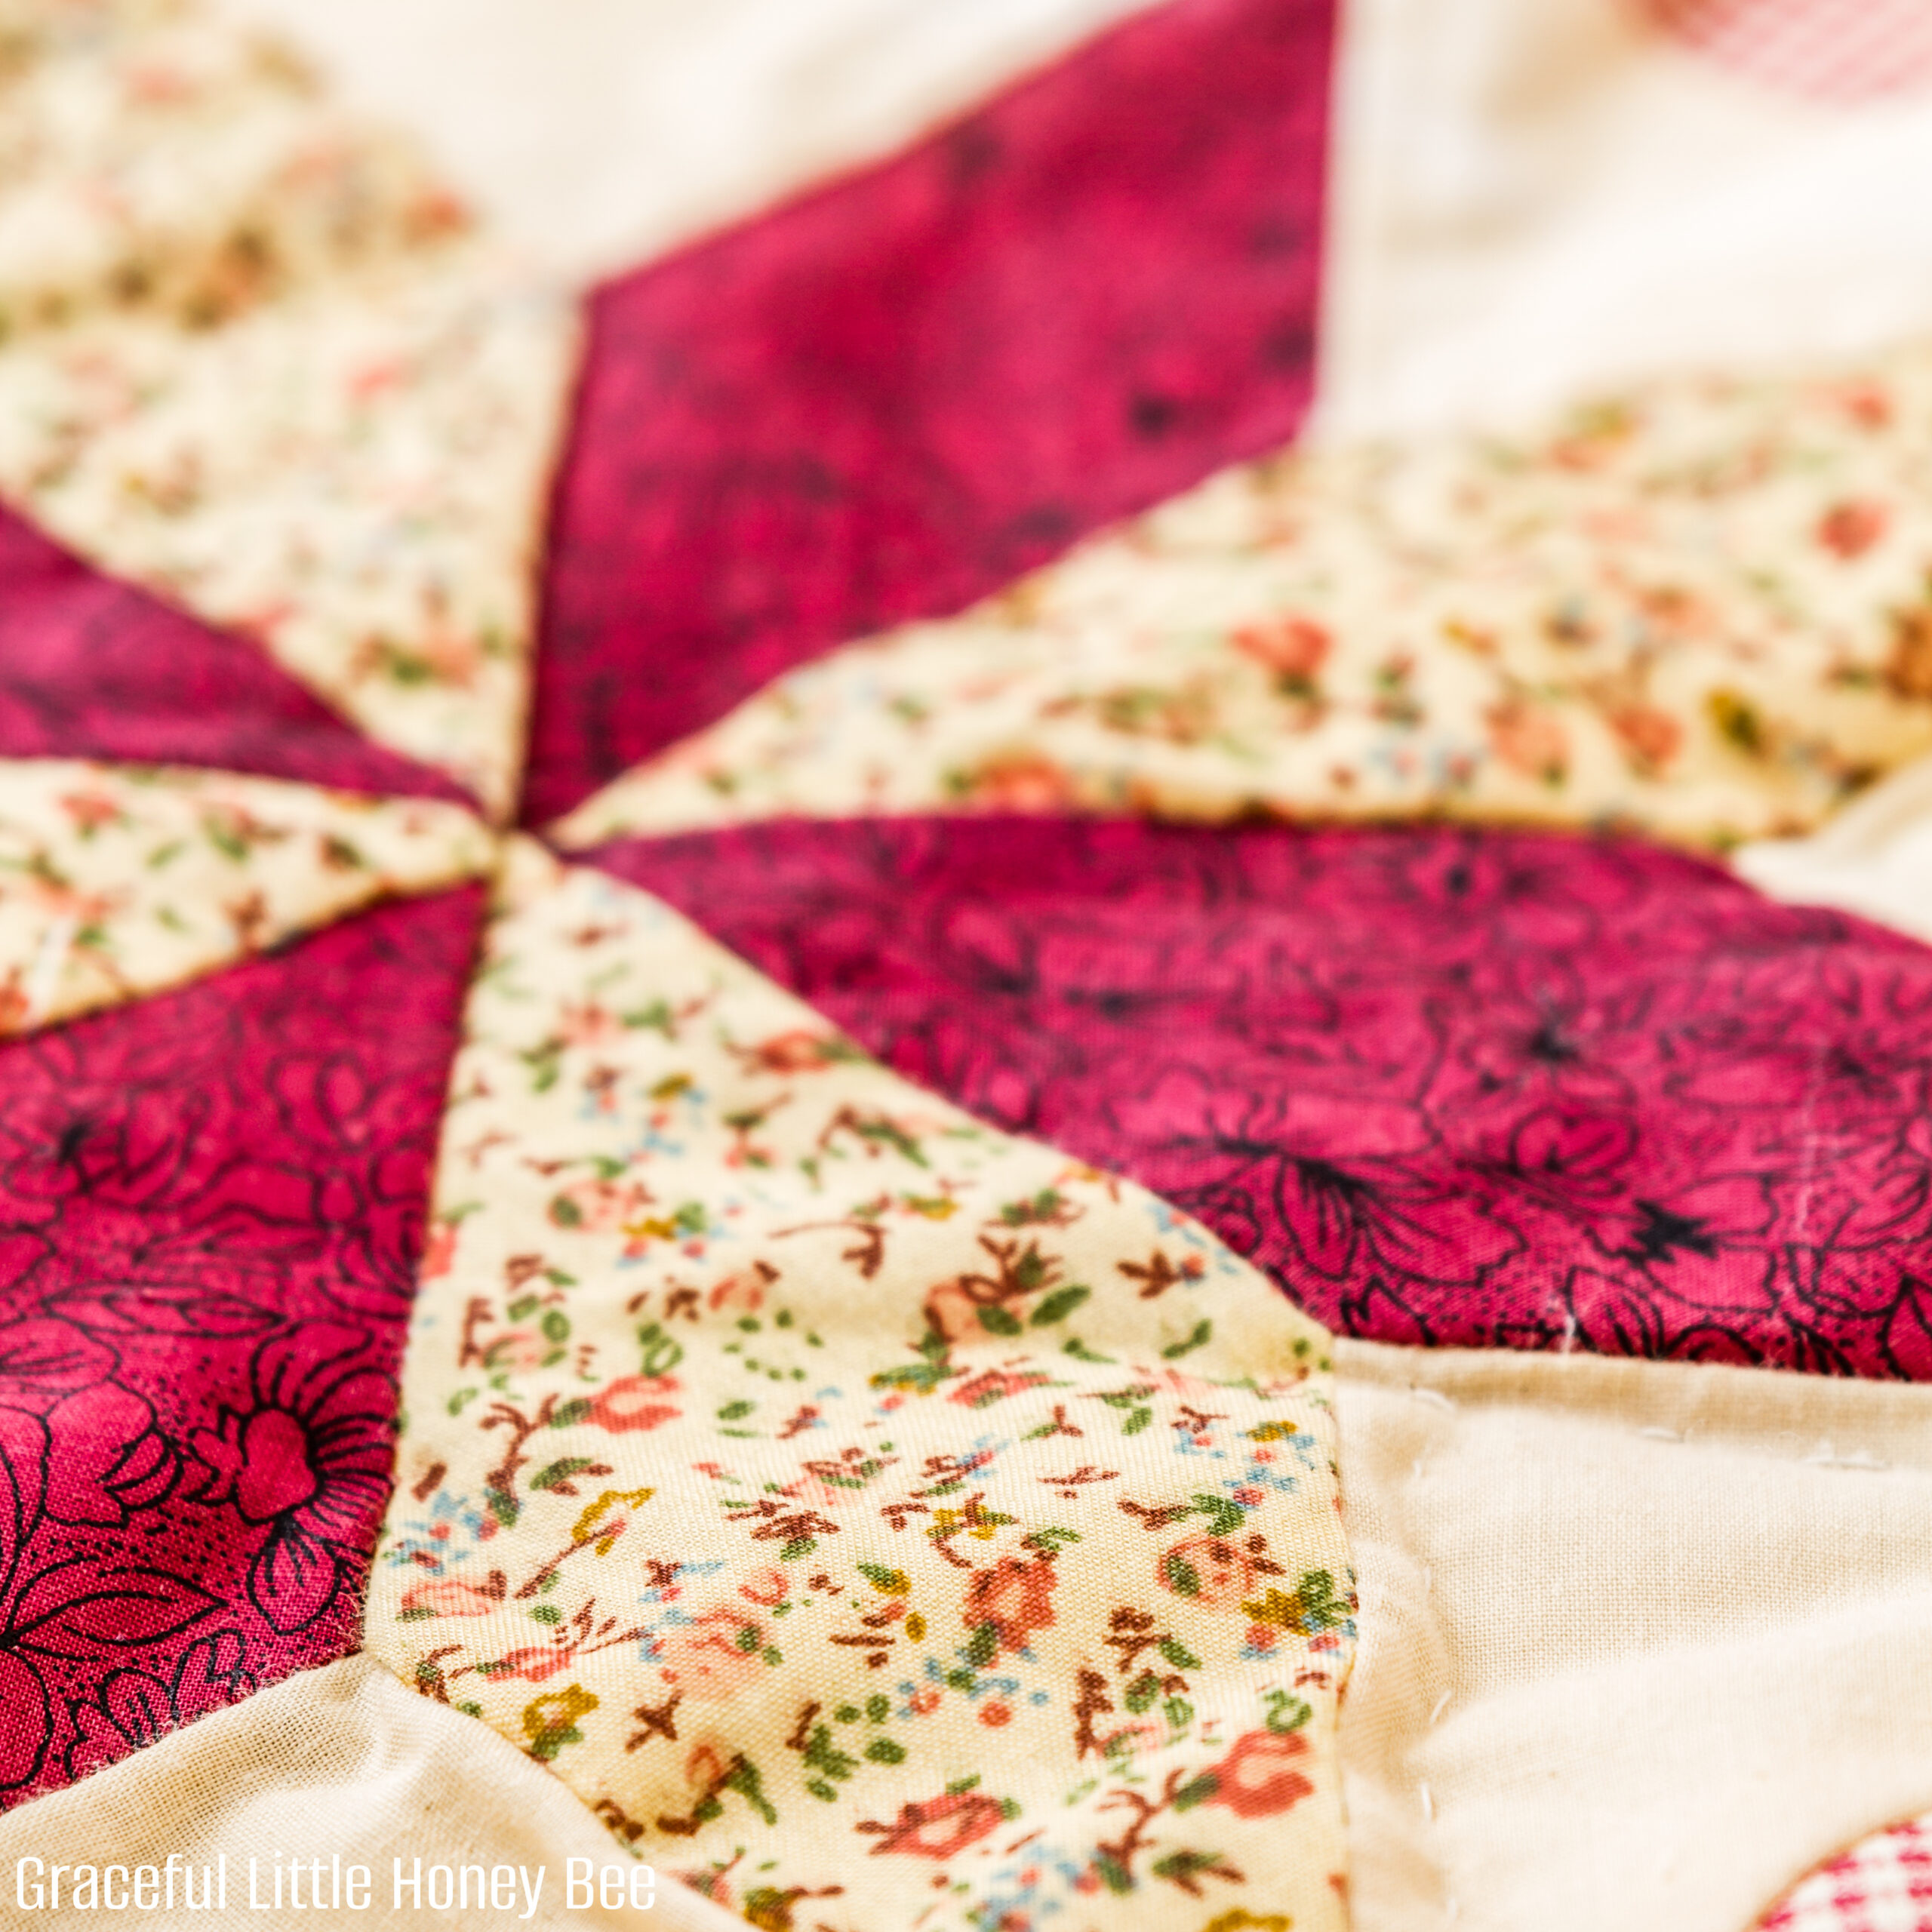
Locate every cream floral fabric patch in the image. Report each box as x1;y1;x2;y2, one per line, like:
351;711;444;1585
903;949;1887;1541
0;0;580;818
0;758;490;1034
557;343;1932;854
0;0;461;339
368;839;1354;1932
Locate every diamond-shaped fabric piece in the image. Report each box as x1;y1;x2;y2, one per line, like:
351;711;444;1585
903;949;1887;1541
365;839;1355;1931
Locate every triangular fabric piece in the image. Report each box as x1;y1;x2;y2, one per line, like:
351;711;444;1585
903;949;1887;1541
368;841;1355;1930
555;340;1932;852
584;814;1932;1380
522;0;1336;825
0;0;580;820
0;758;490;1035
0;886;478;1805
0;506;470;799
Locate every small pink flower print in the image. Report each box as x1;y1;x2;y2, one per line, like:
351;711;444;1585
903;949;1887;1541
586;1375;681;1434
411;629;486;690
1211;1727;1315;1819
706;1271;768;1315
401;1577;501;1619
1160;1534;1258;1607
420;1223;459;1280
490;1330;551;1372
947;1367;1051;1408
1817;498;1889;559
549;1176;653;1234
57;792;122;832
924;1277;989;1343
740;1029;852;1074
1106;1718;1164;1757
1233;614;1331;686
959;753;1078;811
496;1644;575;1684
1484;695;1569;783
738;1567;788;1607
1607;704;1683;774
1835;380;1894;429
556;1001;623;1046
964;1554;1057;1655
863;1791;1008;1860
655;1604;768;1700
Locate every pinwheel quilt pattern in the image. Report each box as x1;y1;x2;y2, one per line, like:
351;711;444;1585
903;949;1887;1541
2;2;1932;1930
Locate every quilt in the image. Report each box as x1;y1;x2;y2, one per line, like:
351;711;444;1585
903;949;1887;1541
1;2;1930;1929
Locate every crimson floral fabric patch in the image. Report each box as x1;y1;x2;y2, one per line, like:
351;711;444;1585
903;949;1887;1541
591;814;1932;1377
0;888;476;1804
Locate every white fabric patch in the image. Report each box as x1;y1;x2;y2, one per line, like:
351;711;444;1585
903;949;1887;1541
213;0;1170;285
1319;0;1932;440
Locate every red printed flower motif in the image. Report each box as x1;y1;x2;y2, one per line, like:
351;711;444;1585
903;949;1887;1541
1607;703;1683;774
586;1375;681;1434
42;1383;176;1527
0;1318;173;1528
1211;1727;1315;1818
737;1567;788;1607
187;1325;393;1635
0;1315;114;1401
555;1001;623;1047
494;1644;577;1684
963;1553;1057;1656
862;1791;1009;1860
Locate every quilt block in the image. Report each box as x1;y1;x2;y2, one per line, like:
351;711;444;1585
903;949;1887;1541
0;1;1930;1928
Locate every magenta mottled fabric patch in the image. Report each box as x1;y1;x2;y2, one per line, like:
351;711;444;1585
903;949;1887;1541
0;888;478;1804
0;510;468;802
591;817;1932;1379
523;0;1336;826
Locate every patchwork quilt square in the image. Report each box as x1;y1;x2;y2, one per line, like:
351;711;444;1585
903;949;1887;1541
1;3;1930;1930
